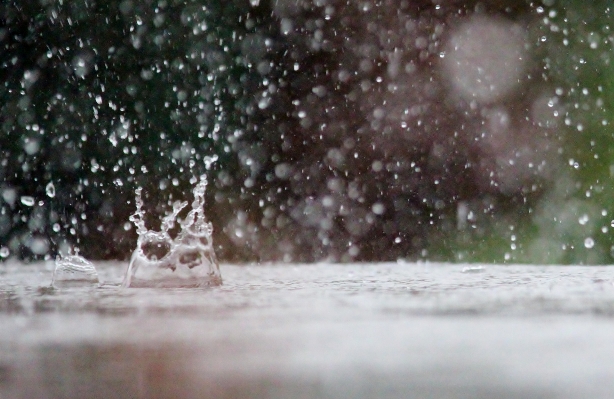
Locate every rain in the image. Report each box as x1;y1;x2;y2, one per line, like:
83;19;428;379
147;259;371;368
2;1;614;398
1;0;610;264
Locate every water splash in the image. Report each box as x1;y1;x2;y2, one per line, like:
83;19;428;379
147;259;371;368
461;266;486;274
122;174;222;288
52;253;100;288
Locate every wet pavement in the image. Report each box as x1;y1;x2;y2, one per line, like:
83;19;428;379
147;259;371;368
1;261;614;398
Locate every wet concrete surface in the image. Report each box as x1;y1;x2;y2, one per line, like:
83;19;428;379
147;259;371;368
1;262;614;398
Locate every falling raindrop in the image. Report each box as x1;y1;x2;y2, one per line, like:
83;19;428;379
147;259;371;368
20;196;35;207
45;182;56;198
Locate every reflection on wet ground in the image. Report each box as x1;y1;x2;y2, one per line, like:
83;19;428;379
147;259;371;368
2;342;557;399
1;262;614;398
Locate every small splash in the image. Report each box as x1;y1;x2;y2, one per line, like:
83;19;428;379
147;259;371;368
122;174;222;288
52;253;100;288
461;266;486;273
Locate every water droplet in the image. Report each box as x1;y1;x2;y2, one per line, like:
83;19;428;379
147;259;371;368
372;203;385;215
20;196;35;206
578;214;589;225
0;247;9;258
585;237;595;249
45;182;56;198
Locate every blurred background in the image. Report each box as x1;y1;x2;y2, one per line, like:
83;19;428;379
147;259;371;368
0;0;611;264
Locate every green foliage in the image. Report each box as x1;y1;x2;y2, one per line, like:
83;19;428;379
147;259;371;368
432;1;614;264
